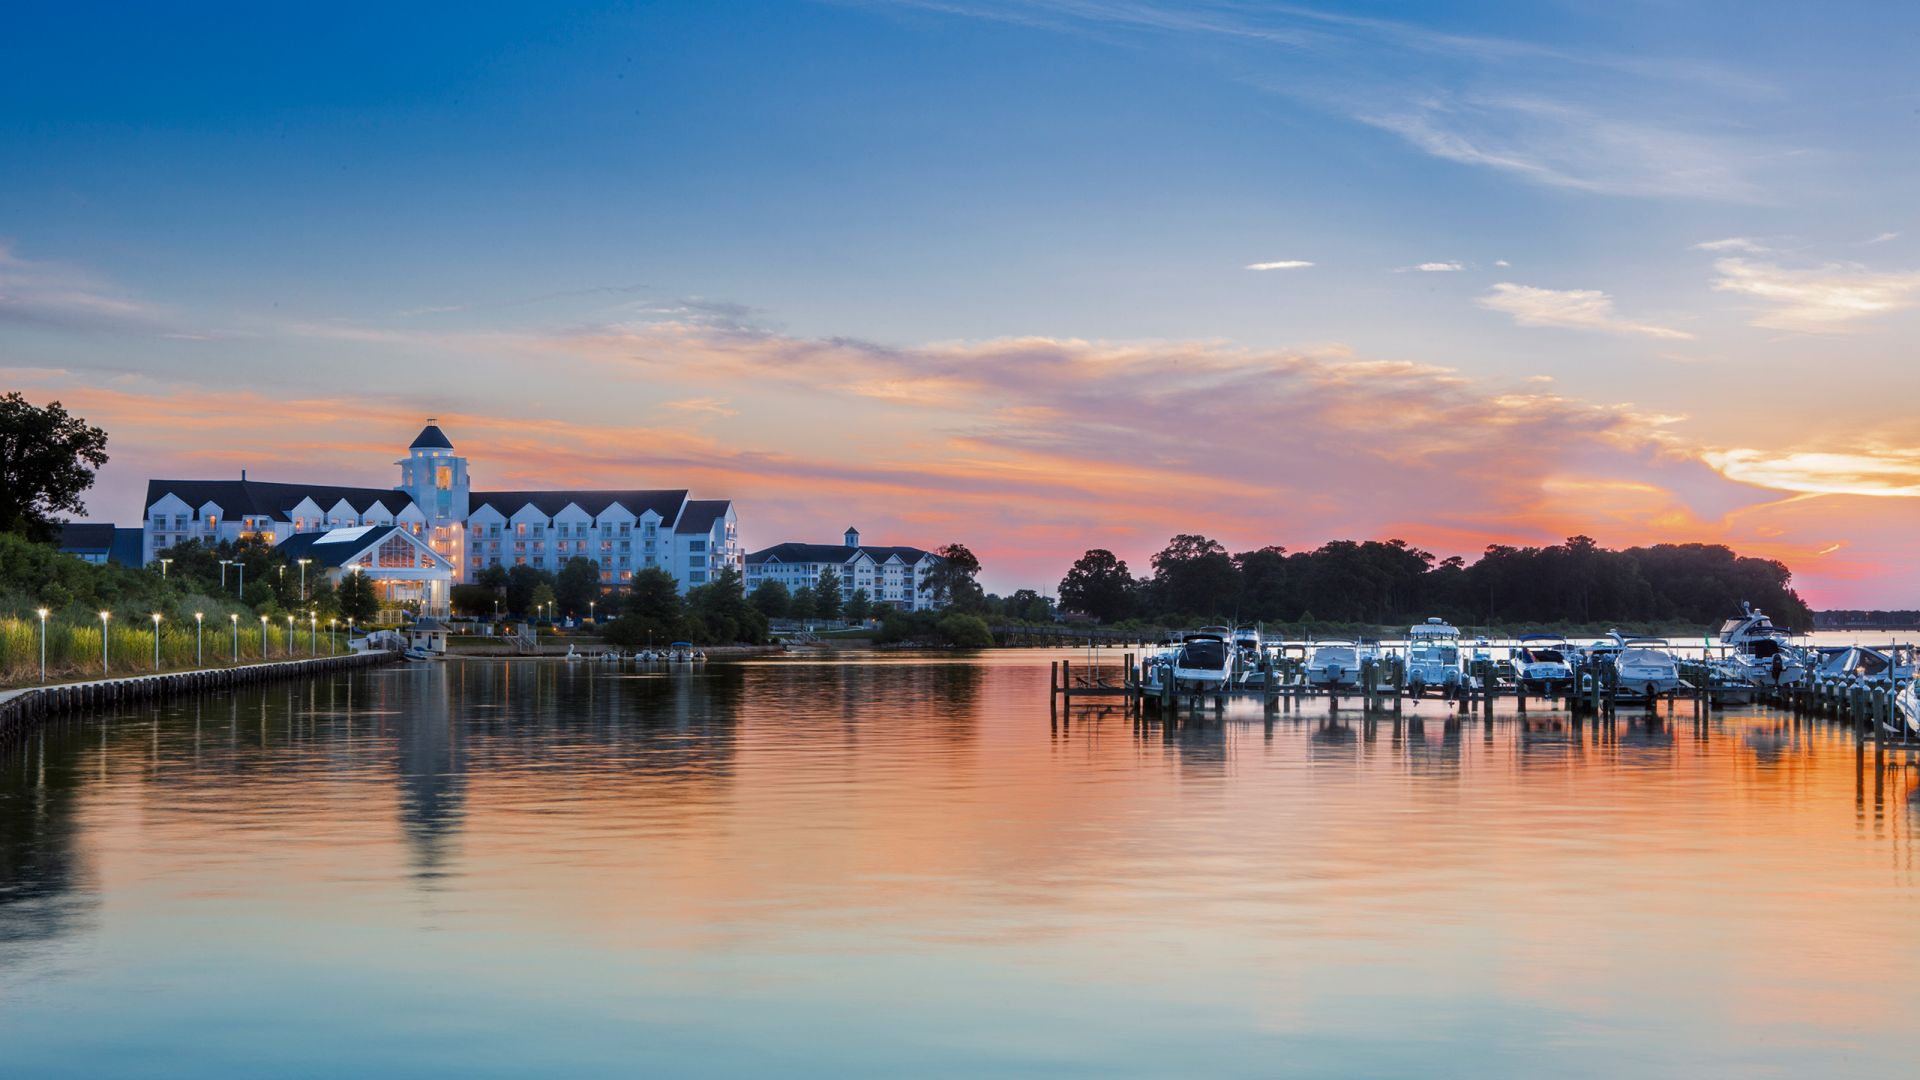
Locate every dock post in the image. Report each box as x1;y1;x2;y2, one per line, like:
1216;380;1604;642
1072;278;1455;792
1050;661;1059;699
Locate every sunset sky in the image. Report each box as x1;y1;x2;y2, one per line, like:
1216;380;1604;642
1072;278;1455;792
3;1;1917;604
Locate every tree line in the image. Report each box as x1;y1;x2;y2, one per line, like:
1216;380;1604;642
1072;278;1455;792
1058;534;1814;631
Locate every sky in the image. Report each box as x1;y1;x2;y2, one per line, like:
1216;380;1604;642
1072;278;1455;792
2;1;1917;605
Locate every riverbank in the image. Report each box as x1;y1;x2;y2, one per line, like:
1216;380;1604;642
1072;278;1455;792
0;650;400;753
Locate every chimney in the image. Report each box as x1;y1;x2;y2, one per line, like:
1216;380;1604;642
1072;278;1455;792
844;526;860;548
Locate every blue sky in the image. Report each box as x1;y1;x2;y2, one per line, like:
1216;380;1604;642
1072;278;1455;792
3;2;1918;600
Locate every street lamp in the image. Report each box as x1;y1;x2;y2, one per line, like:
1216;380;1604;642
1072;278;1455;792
219;559;231;589
589;600;596;623
285;614;295;658
98;610;110;673
36;607;48;683
230;613;239;662
259;615;269;660
151;612;162;671
328;617;336;653
195;612;204;666
157;558;173;579
309;611;317;655
297;558;311;599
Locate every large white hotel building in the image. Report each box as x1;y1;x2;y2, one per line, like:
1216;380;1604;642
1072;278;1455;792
141;423;741;594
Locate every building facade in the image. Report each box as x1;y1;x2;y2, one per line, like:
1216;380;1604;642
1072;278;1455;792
141;423;741;593
743;527;944;612
274;524;456;616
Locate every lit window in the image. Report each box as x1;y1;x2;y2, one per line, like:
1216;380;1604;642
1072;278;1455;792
435;465;452;490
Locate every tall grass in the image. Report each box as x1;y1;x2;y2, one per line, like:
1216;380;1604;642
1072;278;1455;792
0;614;347;686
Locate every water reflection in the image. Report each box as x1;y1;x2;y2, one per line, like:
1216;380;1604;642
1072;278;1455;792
1;652;1918;1077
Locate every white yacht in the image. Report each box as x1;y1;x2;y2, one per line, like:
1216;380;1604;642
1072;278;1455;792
1510;635;1574;695
1613;637;1686;699
1304;640;1377;690
1897;679;1920;737
1717;603;1808;687
1813;644;1913;685
1231;626;1267;685
1404;618;1462;695
1170;630;1236;692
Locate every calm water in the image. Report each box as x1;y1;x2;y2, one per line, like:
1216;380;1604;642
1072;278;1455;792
2;650;1918;1078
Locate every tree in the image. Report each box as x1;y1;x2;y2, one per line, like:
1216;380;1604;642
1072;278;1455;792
750;579;791;619
920;543;984;611
1058;549;1134;622
845;587;871;623
790;584;817;621
504;564;548;616
530;583;558;620
815;568;844;620
0;393;110;542
605;567;685;648
554;556;601;619
1007;588;1053;622
475;564;509;590
337;571;380;623
1149;534;1237;618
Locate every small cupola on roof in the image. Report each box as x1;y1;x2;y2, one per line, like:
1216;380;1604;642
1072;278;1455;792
410;421;454;450
844;527;860;548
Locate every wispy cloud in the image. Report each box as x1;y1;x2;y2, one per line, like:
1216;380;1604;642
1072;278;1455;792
1399;261;1463;272
1359;97;1770;201
1693;237;1769;253
1704;447;1920;498
1477;283;1693;340
871;1;1787;201
0;241;197;336
1246;260;1314;271
1710;258;1920;331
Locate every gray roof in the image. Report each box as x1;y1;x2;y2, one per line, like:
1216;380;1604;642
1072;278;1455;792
273;525;428;570
58;522;117;552
145;479;412;521
469;489;687;520
673;499;732;535
410;424;454;449
745;542;936;566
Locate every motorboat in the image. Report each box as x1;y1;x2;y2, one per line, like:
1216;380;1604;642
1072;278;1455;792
1510;635;1575;695
1717;602;1809;688
1897;680;1920;737
1812;644;1913;685
1170;630;1235;692
1613;637;1686;699
1404;618;1462;695
1230;626;1266;684
1304;640;1377;690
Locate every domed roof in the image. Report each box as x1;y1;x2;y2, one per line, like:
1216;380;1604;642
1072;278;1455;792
410;423;453;450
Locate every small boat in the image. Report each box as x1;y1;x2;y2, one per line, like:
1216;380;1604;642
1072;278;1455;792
668;641;695;662
1896;680;1920;737
1510;635;1575;695
402;646;442;662
1813;644;1912;685
1404;618;1462;696
1613;637;1686;699
1717;602;1809;688
1170;630;1235;692
1304;640;1375;690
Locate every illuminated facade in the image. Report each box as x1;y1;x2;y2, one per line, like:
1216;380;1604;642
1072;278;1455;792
140;422;741;593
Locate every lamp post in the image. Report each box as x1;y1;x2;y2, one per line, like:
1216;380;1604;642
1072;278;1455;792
259;615;269;660
230;613;239;662
219;559;231;589
36;607;48;683
195;612;204;666
157;558;172;579
151;612;162;671
285;614;295;658
99;610;110;673
237;563;245;598
347;617;354;650
309;611;317;655
589;600;596;624
328;618;336;653
297;558;311;599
